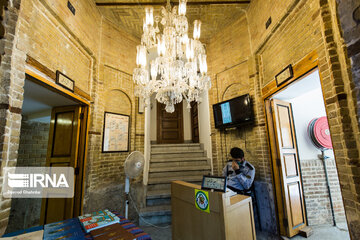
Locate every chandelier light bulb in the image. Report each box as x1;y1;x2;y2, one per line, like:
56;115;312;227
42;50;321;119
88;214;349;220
186;39;194;61
145;6;154;26
157;35;166;56
178;0;187;16
150;61;157;80
199;54;208;75
136;45;147;68
193;20;201;40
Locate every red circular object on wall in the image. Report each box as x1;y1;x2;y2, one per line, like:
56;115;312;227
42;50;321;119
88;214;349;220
313;116;333;149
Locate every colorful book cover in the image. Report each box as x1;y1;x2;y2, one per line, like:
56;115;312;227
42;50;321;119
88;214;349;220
78;209;120;233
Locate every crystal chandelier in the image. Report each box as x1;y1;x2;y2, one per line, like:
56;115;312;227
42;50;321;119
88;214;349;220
133;0;211;113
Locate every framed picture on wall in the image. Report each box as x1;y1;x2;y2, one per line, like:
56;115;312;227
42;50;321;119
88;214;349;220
102;112;130;152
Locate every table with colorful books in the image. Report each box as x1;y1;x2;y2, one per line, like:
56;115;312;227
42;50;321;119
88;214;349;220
2;210;152;240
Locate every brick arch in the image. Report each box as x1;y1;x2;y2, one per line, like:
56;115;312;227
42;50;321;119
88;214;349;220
221;82;249;101
104;89;132;115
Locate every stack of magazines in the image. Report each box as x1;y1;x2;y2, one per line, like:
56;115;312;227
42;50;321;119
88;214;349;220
43;218;85;240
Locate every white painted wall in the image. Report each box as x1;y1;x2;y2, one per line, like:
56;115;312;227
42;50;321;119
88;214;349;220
150;95;157;142
274;70;334;160
143;105;151;185
289;89;335;160
183;103;192;142
198;91;213;172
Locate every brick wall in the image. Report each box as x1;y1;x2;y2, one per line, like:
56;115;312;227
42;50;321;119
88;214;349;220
248;0;360;237
83;18;144;219
0;0;24;235
207;14;278;233
300;158;346;225
0;0;144;233
16;120;49;167
16;0;100;95
0;0;358;237
336;0;360;123
207;0;360;237
6;119;49;233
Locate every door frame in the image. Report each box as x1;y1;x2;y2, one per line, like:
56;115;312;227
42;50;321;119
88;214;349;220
25;66;90;221
262;51;328;235
190;101;199;143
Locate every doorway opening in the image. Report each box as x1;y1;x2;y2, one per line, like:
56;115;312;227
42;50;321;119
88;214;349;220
5;73;89;233
150;94;200;144
265;69;349;239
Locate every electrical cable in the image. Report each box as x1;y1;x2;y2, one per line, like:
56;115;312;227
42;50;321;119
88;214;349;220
128;190;171;229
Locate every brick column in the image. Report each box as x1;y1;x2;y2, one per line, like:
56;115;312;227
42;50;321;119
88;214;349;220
0;0;23;235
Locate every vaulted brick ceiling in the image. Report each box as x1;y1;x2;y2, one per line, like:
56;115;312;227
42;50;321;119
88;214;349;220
95;0;250;43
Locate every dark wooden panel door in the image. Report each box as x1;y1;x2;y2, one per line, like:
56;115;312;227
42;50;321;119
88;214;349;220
190;101;199;143
157;102;184;144
41;105;82;224
271;99;307;237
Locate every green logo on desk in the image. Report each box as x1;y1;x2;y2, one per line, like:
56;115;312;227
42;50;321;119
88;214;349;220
195;189;210;213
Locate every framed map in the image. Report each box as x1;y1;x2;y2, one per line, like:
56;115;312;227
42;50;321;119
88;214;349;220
102;112;130;152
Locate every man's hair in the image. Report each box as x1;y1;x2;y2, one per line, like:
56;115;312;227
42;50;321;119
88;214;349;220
230;147;244;159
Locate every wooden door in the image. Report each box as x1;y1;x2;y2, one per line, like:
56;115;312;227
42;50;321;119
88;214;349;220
271;99;306;237
41;105;82;224
190;102;199;143
157;102;184;144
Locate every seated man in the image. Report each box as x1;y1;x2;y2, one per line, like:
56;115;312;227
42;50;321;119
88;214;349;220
222;147;255;194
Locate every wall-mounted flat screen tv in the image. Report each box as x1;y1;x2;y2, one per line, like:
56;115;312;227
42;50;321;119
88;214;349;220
213;94;254;129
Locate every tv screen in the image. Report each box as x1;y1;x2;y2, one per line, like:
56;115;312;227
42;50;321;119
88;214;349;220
213;94;253;129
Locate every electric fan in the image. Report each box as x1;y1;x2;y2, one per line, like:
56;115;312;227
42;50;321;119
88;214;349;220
124;151;145;219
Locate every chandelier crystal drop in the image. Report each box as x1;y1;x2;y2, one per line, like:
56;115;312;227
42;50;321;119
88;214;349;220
133;0;211;113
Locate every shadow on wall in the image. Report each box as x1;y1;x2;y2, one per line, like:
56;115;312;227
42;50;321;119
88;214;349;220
84;182;145;224
5;120;50;233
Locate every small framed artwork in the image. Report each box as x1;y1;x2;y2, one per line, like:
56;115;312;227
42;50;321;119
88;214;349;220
275;64;293;87
56;71;75;92
102;112;130;152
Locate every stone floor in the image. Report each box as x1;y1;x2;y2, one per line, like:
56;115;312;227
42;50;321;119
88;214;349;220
141;223;350;240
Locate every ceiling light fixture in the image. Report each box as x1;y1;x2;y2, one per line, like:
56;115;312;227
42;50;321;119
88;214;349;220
133;0;211;113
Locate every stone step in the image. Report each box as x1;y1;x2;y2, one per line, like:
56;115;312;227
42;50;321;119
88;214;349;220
151;150;205;159
150;160;208;168
151;144;202;152
147;189;171;199
147;181;202;191
146;189;171;206
149;170;210;178
146;197;171;206
148;175;203;185
150;156;208;163
151;143;201;148
149;165;211;173
139;205;172;226
140;205;171;217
